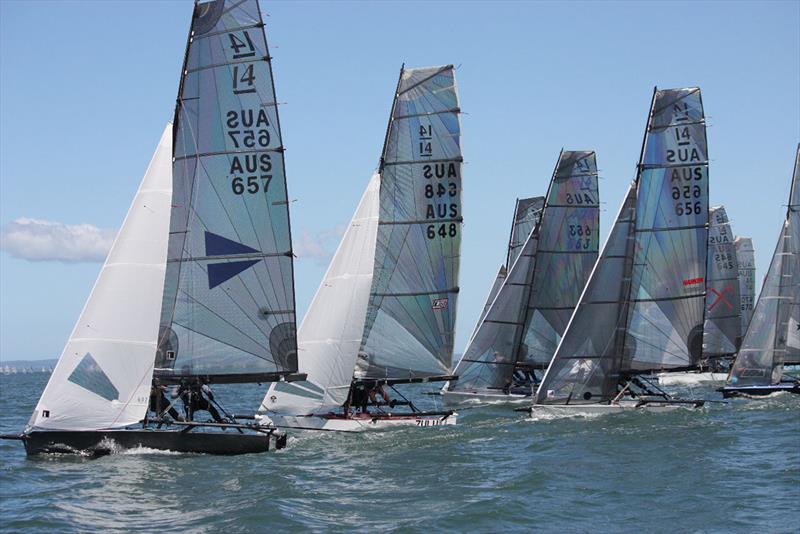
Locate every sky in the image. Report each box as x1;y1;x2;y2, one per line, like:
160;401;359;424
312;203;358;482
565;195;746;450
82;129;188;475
0;0;798;361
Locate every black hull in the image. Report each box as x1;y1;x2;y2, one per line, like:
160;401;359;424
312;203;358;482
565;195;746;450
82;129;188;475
21;429;283;456
719;384;800;399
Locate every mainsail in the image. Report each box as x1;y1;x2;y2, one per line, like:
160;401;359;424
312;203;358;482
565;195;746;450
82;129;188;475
261;65;462;417
702;206;741;358
355;65;463;381
29;126;173;431
155;0;298;383
728;145;800;386
735;236;756;333
448;151;599;393
535;87;709;404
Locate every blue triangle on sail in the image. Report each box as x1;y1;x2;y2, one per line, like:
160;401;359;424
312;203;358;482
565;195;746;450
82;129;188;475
207;260;261;289
205;231;259;256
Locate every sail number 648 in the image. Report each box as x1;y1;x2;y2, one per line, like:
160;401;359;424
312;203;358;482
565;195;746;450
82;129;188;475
427;223;458;239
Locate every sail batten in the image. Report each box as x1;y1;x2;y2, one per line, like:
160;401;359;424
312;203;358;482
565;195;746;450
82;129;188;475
156;0;297;384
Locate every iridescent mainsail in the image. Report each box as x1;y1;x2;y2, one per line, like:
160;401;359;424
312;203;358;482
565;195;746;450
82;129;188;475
735;237;756;333
448;151;599;394
702;206;741;358
356;65;463;381
155;0;298;383
727;145;800;387
508;197;545;267
536;87;710;405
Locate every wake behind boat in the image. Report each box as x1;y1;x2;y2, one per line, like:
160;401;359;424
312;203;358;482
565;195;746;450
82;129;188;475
443;151;600;406
4;0;304;455
528;87;712;416
258;65;463;432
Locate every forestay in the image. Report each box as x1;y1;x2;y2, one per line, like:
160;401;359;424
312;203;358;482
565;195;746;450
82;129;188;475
356;65;463;381
536;87;710;404
28;126;173;431
449;151;599;393
155;0;298;383
703;206;741;358
728;145;800;386
735;236;756;333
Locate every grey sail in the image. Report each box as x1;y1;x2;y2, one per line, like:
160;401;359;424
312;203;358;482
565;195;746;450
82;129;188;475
728;145;800;386
472;196;544;338
536;87;710;404
735;236;756;333
518;151;600;368
155;0;298;383
449;151;599;393
702;206;742;358
508;197;545;267
355;65;463;381
535;185;637;404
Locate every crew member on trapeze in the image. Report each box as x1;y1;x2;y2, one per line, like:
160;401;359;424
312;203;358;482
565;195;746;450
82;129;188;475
179;380;225;423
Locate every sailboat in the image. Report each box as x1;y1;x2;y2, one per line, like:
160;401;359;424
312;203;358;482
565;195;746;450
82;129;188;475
443;151;600;405
720;145;800;398
528;87;710;416
735;236;756;333
258;65;462;431
3;0;304;455
658;205;741;385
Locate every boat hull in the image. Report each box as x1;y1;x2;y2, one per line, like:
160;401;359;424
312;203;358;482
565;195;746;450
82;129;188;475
21;429;283;456
266;412;457;432
530;399;703;417
656;371;727;386
719;383;800;398
442;390;529;406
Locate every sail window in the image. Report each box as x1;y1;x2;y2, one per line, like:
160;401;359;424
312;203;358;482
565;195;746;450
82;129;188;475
67;353;119;402
166;351;176;361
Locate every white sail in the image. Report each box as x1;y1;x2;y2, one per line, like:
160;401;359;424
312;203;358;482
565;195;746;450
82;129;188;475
261;175;380;415
28;125;173;431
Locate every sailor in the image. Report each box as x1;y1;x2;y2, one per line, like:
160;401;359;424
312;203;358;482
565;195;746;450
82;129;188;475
149;380;184;421
369;382;393;407
350;382;370;414
180;380;225;423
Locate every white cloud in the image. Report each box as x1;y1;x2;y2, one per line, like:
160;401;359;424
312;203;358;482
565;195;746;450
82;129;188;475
293;225;347;266
0;218;116;263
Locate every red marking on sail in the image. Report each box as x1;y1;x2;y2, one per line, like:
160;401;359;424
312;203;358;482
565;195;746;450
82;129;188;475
709;285;734;311
683;277;704;286
432;298;448;310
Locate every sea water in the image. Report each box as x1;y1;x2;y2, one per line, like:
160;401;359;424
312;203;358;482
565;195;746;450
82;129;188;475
1;372;798;532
